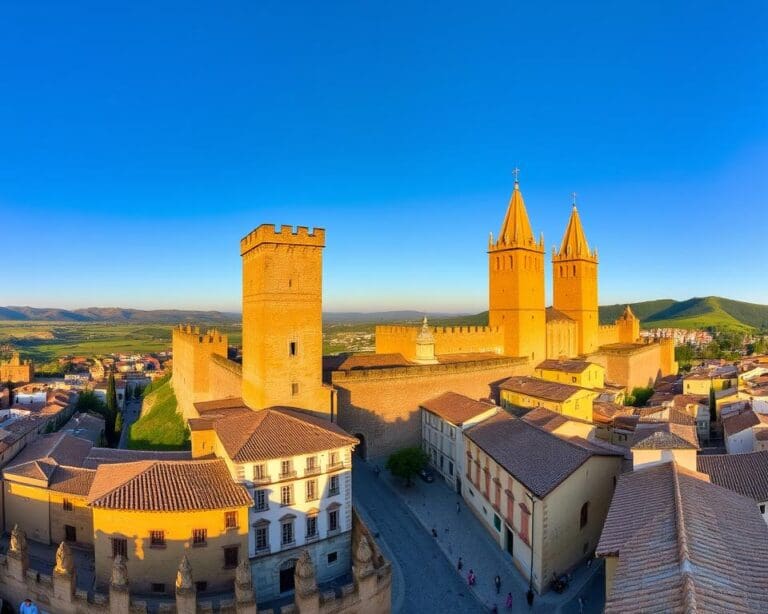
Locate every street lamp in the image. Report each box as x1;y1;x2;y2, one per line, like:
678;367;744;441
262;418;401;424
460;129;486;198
525;491;535;606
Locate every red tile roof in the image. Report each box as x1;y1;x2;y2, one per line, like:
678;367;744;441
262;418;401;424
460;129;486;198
420;392;495;426
498;376;590;402
697;452;768;503
87;459;252;511
535;359;595;374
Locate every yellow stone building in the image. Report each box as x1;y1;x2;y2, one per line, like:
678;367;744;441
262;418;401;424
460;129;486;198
497;376;598;422
534;359;605;389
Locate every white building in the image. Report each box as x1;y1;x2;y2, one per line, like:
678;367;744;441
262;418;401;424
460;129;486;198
723;409;768;454
420;391;497;492
191;399;358;602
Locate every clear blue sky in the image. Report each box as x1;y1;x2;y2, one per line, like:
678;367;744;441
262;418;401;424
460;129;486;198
2;1;766;313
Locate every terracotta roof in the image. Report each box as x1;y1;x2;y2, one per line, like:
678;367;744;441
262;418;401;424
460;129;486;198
520;406;592;431
83;447;192;469
420;392;495;426
211;406;358;462
327;353;412;371
672;394;707;410
545;307;574;322
592;402;631;424
465;412;620;498
535;359;595;374
49;466;96;496
498;376;590;402
87;459;252;511
597;462;768;613
634;407;696;426
697;452;768;503
723;410;768;436
5;433;93;474
631;422;699;450
193;397;251;415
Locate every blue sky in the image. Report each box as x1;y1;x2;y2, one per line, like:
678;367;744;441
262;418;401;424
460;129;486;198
1;1;766;313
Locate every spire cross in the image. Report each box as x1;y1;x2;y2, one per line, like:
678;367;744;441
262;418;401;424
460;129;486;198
512;167;520;183
571;191;577;207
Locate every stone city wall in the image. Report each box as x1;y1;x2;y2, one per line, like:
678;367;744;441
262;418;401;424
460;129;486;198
375;325;504;361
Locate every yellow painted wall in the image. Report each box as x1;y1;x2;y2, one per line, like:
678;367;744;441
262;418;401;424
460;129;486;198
534;363;605;389
552;259;599;355
171;327;228;419
4;480;51;544
92;506;248;594
240;225;332;415
500;388;596;422
545;319;578;360
683;376;737;395
632;449;697;472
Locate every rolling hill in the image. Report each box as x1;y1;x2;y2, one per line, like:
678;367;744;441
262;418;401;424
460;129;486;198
0;306;240;324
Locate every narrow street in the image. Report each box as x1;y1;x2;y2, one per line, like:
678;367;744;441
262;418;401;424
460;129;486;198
117;396;142;448
352;460;487;614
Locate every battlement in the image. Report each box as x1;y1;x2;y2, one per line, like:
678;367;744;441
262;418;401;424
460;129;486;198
173;324;227;345
240;223;326;255
375;325;500;336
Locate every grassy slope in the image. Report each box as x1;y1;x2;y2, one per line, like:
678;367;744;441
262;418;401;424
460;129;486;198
127;376;190;450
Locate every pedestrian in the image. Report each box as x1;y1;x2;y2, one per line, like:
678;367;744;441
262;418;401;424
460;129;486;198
456;501;460;514
578;596;585;614
20;599;39;614
505;592;513;609
432;527;437;538
468;569;476;586
457;556;463;571
494;574;501;594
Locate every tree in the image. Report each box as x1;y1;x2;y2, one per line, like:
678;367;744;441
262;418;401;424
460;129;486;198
386;447;429;486
106;372;118;416
709;386;717;429
114;411;124;438
624;386;654;407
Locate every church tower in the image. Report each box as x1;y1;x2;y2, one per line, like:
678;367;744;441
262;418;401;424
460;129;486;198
488;177;546;362
552;201;599;355
240;224;331;416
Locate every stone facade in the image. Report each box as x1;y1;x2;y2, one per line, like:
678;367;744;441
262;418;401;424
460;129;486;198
0;351;34;384
333;357;529;460
171;326;228;419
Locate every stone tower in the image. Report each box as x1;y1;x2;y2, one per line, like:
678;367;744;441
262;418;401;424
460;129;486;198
552;203;599;355
488;179;546;362
240;224;331;415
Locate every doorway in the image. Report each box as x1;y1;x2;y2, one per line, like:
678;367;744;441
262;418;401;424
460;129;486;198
505;526;514;557
65;525;77;543
354;433;367;460
279;559;297;593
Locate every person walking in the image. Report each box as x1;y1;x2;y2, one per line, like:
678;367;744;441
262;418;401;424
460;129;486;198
431;527;438;538
20;599;39;614
468;569;476;586
456;501;460;514
457;556;463;571
505;592;513;609
494;575;501;594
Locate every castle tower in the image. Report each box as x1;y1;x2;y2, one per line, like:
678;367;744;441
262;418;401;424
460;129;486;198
240;224;331;415
488;177;546;362
552;201;599;355
616;304;640;343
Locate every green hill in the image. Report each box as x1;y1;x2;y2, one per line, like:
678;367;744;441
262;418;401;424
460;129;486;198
431;296;768;333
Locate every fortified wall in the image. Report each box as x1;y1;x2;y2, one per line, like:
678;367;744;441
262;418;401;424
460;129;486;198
0;352;34;384
0;514;390;614
375;325;504;361
171;326;228;419
589;338;677;390
332;356;529;460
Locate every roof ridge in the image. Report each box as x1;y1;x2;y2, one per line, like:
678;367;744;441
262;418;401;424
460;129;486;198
671;463;699;611
88;460;156;504
518;414;596;456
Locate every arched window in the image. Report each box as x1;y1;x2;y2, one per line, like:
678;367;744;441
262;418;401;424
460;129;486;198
509;255;513;270
580;501;589;529
572;265;577;276
560;265;563;277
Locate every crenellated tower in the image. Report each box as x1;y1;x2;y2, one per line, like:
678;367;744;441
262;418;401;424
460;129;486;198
240;224;332;415
552;202;599;355
488;178;546;362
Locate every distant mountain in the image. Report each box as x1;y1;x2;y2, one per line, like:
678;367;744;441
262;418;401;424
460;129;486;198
0;306;240;324
323;311;458;324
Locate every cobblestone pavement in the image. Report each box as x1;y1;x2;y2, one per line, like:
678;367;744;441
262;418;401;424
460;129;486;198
352;460;486;614
361;461;605;613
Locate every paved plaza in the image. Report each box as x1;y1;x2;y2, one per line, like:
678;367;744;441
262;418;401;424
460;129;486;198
355;460;605;613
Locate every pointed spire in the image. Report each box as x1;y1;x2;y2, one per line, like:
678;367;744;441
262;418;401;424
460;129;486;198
557;199;592;258
498;177;536;247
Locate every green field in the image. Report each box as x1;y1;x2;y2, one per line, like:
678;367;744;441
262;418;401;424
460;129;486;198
128;375;190;450
0;321;242;366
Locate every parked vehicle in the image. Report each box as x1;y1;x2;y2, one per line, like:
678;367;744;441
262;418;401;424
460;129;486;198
418;467;435;483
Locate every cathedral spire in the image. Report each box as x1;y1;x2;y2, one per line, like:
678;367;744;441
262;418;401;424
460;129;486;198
498;175;536;248
557;200;593;259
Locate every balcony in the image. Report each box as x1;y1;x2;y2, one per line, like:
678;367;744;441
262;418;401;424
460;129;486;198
252;475;272;485
304;466;322;477
281;540;296;551
254;544;271;556
327;461;345;472
328;487;340;497
278;470;298;480
305;532;319;543
253;503;269;513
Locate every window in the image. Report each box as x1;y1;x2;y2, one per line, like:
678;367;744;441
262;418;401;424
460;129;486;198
306;515;318;538
195;581;208;593
580;502;589;529
494;514;501;531
306;455;318;474
151;583;166;593
255;524;269;551
329;475;340;496
329;451;339;467
291;383;299;396
149;530;165;547
62;498;73;511
572;376;577;383
281;521;294;546
519;503;531;544
448;461;453;476
280;459;294;478
306;479;318;501
253;464;267;481
760;504;766;514
281;485;294;506
192;529;208;546
111;537;128;559
224;545;239;569
254;489;269;511
289;341;297;356
329;509;339;532
225;511;238;530
327;552;338;565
